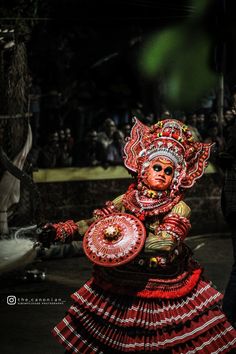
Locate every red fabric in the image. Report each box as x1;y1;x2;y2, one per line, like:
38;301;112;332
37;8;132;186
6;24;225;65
136;268;202;298
52;277;236;353
53;309;227;352
92;265;203;299
70;278;223;330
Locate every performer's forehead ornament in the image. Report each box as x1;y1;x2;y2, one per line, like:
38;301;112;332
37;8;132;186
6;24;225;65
124;117;213;190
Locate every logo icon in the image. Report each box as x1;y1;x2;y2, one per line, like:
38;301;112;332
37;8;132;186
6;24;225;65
7;295;16;305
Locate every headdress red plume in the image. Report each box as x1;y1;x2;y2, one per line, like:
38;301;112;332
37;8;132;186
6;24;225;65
123;118;150;173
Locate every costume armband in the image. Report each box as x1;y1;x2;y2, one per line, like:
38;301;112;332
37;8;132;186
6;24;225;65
156;213;191;242
52;220;78;243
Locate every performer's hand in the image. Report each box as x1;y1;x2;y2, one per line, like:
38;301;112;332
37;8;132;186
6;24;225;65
36;223;56;248
157;231;177;252
145;232;177;253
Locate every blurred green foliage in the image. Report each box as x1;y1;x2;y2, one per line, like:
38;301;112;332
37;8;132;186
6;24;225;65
139;0;219;109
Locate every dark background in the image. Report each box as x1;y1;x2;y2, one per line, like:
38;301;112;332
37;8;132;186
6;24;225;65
2;0;236;140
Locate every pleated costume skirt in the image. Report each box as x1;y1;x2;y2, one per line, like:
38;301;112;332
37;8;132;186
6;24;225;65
52;260;236;353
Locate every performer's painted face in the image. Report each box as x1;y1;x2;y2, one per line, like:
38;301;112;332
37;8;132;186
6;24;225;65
144;158;174;191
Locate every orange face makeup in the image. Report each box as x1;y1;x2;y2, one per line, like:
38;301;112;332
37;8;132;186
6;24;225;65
144;157;174;191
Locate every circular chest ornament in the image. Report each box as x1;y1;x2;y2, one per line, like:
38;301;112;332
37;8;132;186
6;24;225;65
83;213;146;267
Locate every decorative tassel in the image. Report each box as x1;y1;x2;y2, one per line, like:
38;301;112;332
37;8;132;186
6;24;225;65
136;268;202;299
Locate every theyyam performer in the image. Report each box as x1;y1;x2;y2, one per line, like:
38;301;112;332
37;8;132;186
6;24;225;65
39;118;236;353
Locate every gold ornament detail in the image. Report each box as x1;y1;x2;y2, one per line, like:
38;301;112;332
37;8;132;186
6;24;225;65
103;225;121;241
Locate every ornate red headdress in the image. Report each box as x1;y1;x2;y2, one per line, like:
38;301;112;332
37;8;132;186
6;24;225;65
123;117;213;217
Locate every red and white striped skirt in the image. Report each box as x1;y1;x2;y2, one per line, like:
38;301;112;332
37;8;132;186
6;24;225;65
52;265;236;353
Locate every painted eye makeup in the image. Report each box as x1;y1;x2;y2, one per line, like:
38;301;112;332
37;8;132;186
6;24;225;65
153;164;162;172
152;164;173;175
164;167;173;175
